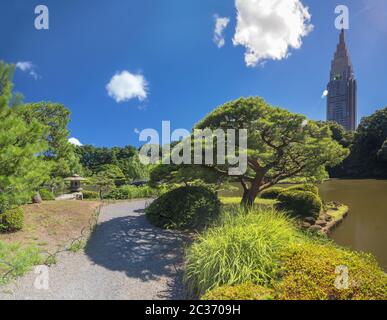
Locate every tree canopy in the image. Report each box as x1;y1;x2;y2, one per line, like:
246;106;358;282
0;62;49;209
154;97;349;206
338;107;387;178
75;144;149;181
17;102;83;178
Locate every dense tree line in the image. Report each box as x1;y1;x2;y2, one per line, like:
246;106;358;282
328;108;387;179
75;144;149;183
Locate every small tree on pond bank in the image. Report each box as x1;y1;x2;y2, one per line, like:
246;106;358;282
152;97;349;207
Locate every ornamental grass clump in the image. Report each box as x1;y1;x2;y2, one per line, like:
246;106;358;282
184;206;297;297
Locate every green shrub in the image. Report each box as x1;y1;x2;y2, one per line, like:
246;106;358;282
146;186;221;231
277;190;322;218
260;187;284;199
0;207;24;233
96;164;126;187
184;207;297;297
106;185;158;200
286;184;319;195
39;188;55;201
276;240;387;300
0;193;10;214
82;190;100;200
0;241;42;284
201;283;274;300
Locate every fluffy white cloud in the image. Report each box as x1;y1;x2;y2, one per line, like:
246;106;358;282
213;15;230;48
106;71;148;103
16;61;39;79
232;0;313;67
321;89;329;98
68;137;83;147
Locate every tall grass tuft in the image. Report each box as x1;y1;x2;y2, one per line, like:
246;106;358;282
184;206;297;297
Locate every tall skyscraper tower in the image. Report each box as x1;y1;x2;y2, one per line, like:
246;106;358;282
327;29;357;131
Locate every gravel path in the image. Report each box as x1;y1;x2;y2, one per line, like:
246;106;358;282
0;200;189;300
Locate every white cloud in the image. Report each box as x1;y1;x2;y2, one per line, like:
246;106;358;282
213;15;230;48
106;71;148;103
321;89;328;98
16;61;33;71
232;0;313;67
16;61;40;79
68;137;83;147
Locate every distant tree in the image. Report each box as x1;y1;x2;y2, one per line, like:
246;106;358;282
0;62;49;209
96;164;126;187
319;121;354;148
149;164;225;190
88;171;115;200
192;97;349;206
75;145;118;173
118;154;150;182
317;121;354;177
76;144;150;182
112;145;137;161
342;107;387;178
17;102;83;178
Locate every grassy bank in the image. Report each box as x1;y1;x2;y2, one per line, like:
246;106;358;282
185;205;387;300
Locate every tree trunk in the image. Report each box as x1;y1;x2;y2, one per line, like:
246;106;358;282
241;180;260;208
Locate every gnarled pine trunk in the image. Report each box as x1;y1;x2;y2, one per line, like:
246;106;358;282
241;177;262;208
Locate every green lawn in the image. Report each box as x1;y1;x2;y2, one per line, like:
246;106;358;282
219;197;277;206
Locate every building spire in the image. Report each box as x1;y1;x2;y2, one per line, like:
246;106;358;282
326;29;357;131
340;28;345;45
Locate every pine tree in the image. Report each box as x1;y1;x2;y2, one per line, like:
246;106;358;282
0;62;49;210
17;102;83;178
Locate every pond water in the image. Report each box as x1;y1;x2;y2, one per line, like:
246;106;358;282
220;179;387;270
319;179;387;270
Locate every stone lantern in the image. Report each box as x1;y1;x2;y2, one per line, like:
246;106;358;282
64;174;86;193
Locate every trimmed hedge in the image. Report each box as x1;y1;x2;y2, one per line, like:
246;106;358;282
259;187;284;199
201;283;274;300
82;190;100;200
277;190;322;218
0;207;24;233
146;186;221;231
39;188;55;201
286;184;319;195
276;241;387;300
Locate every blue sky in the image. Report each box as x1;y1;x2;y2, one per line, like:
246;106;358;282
1;0;386;147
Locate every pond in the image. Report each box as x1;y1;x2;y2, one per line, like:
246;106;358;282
220;179;387;270
319;179;387;270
